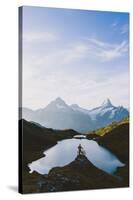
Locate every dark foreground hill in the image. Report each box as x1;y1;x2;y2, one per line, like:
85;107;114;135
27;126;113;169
19;119;79;193
19;118;129;193
87;118;129;163
87;118;129;186
20;119;78;166
36;154;124;193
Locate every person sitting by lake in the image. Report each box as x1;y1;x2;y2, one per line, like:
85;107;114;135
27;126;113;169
78;144;86;156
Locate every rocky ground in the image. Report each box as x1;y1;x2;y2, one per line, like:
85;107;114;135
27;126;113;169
32;154;124;193
19;119;129;194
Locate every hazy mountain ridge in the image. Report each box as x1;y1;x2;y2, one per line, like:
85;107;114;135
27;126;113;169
22;97;129;133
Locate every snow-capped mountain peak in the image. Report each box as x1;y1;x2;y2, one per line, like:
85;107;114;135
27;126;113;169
44;97;74;113
22;97;129;133
54;97;66;105
101;98;113;108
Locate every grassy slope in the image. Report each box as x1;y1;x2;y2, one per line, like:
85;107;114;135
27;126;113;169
87;118;129;187
88;117;129;137
96;118;129;163
98;123;129;163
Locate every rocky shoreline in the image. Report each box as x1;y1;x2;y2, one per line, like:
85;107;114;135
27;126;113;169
35;154;124;193
20;119;129;193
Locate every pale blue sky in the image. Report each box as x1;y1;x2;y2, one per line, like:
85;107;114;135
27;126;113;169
22;6;129;109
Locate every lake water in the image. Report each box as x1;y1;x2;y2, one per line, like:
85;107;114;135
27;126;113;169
28;137;124;175
74;135;86;139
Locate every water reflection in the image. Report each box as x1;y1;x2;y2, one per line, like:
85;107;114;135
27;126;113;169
28;138;124;175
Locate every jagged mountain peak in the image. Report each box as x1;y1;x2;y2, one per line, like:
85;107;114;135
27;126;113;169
101;98;113;108
55;97;64;102
48;97;67;107
54;97;66;104
44;97;70;111
22;98;129;133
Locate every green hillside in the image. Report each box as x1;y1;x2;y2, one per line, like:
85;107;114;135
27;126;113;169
88;117;129;137
86;118;129;187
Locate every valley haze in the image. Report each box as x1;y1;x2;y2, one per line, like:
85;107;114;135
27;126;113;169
22;97;129;133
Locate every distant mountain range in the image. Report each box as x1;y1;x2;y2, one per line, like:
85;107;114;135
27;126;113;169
21;97;129;133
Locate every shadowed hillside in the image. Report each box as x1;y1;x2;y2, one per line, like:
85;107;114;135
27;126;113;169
19;119;79;193
25;155;125;193
88;118;129;163
19;118;129;193
87;118;129;186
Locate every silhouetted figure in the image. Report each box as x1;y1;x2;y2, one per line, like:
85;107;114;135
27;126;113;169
78;144;85;156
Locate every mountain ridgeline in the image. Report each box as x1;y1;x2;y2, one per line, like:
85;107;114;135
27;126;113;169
21;97;129;133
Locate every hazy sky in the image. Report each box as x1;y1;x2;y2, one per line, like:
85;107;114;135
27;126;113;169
22;6;129;110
